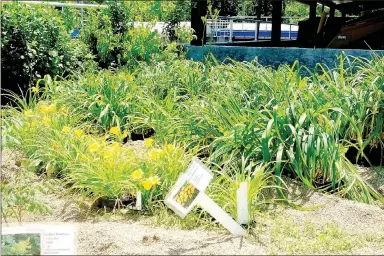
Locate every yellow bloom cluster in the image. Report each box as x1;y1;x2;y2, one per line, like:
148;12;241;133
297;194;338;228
150;149;161;160
74;129;83;138
42;117;51;127
174;183;196;207
110;126;128;139
141;176;159;190
145;138;154;148
166;144;175;152
40;103;56;115
88;142;101;153
130;168;159;191
131;169;143;180
103;142;121;158
110;126;120;136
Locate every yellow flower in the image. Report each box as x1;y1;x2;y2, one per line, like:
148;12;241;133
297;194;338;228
62;126;70;133
110;142;121;153
88;142;101;153
145;138;154;148
110;126;120;136
42;117;51;127
128;75;134;82
47;104;56;114
103;150;113;158
131;169;143;180
167;144;175;152
31;87;38;93
148;176;159;186
40;104;49;114
150;149;159;160
106;160;114;168
51;142;59;149
142;179;153;190
24;109;33;117
74;129;83;138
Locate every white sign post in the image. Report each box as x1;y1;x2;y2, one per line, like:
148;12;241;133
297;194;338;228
237;181;249;225
165;158;246;237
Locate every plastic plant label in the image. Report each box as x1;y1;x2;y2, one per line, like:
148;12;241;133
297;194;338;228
2;224;76;255
165;158;246;237
165;158;213;218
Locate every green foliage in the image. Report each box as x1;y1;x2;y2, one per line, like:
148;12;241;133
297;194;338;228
80;2;162;68
164;0;191;41
44;55;383;205
2;234;41;256
1;3;95;95
2;171;51;223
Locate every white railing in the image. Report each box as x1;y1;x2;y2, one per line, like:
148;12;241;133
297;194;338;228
207;16;300;43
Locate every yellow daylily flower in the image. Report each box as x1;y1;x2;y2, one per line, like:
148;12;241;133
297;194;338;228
145;138;154;148
106;160;115;168
142;179;153;190
40;104;49;114
31;86;38;93
148;176;159;186
131;169;143;180
51;142;59;149
74;129;83;138
110;126;120;136
103;150;113;158
166;144;175;152
62;126;70;133
42;117;51;127
149;149;160;160
88;142;101;153
47;104;56;114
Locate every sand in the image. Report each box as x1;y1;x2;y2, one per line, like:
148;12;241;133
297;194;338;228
2;147;384;255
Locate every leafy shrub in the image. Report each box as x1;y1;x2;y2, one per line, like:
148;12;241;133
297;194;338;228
1;3;95;102
80;2;162;68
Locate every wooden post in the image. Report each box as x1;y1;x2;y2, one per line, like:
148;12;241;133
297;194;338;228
271;0;282;45
191;0;208;46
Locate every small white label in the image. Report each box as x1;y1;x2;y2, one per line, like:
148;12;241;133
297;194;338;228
2;224;76;255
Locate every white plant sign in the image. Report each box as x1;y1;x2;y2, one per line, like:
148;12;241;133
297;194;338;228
165;158;246;237
2;224;76;255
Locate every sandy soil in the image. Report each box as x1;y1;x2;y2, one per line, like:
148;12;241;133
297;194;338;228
2;147;384;255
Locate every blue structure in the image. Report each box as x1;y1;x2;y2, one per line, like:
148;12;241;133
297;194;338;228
184;45;384;70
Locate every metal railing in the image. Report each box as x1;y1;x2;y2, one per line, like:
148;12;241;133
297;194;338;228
207;16;300;43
